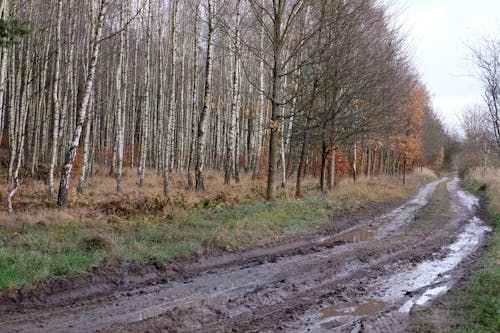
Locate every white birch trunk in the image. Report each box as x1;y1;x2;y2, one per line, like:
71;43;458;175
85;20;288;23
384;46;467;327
195;0;214;191
225;0;241;185
139;0;151;187
163;0;178;199
48;0;63;197
115;3;126;192
187;0;200;187
253;21;265;178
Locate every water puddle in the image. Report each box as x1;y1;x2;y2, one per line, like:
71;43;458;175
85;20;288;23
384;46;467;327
297;215;491;332
399;285;449;313
379;216;491;306
320;299;387;319
326;226;377;244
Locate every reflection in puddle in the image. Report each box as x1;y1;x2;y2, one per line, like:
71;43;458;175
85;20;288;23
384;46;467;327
320;299;387;319
328;227;376;243
379;216;491;307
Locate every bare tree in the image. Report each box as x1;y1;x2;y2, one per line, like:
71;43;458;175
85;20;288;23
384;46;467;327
471;37;500;148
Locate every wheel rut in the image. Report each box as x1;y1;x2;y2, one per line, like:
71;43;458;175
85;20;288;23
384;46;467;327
0;177;492;333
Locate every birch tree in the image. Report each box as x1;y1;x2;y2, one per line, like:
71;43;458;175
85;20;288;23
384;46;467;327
163;0;179;199
225;0;241;185
195;0;215;191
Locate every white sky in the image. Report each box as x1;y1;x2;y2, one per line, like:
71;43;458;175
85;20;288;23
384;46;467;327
391;0;500;132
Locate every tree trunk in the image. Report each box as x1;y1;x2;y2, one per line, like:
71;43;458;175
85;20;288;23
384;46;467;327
327;147;335;189
187;0;200;187
139;0;151;187
225;0;241;185
253;20;265;179
295;113;310;198
195;0;215;192
163;0;178;200
48;0;63;198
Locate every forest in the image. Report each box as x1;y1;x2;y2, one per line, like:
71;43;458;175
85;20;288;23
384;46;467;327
0;0;451;213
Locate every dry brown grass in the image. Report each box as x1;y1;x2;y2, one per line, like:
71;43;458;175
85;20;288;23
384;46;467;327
0;166;435;227
466;167;500;212
326;168;436;207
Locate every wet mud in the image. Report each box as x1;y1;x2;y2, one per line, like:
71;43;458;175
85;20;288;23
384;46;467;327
0;177;492;333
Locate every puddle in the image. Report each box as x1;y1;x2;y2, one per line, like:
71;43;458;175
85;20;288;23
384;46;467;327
378;216;491;311
320;299;387;319
399;285;449;313
327;227;377;244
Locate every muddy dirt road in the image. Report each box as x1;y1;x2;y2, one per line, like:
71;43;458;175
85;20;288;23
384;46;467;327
0;176;492;332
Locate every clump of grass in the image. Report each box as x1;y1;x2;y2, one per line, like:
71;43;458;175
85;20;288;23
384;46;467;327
410;181;450;229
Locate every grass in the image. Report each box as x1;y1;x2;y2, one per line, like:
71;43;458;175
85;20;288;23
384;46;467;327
0;168;436;293
409;181;450;233
447;167;500;333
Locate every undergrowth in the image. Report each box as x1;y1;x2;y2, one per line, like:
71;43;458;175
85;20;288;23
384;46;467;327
0;169;436;292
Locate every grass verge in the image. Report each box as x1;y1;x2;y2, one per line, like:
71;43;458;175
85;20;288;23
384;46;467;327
447;167;500;333
407;180;450;234
0;170;436;293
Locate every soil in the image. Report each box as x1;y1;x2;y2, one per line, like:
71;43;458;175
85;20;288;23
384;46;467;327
0;176;493;333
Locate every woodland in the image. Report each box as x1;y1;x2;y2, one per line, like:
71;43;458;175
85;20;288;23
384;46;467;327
0;0;452;214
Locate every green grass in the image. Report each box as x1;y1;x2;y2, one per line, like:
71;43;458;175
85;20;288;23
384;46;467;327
0;197;334;291
0;170;435;293
0;223;107;290
447;182;500;333
406;181;450;234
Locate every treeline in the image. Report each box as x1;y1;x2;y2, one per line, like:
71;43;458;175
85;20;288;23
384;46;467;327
459;35;500;171
0;0;445;211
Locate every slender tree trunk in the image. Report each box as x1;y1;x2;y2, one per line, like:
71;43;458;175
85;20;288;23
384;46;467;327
320;123;328;193
187;0;200;187
48;0;63;198
0;0;9;145
139;0;151;187
225;0;241;185
367;145;371;179
352;141;357;181
195;0;214;192
295;112;310;198
327;147;335;189
163;0;178;199
253;21;265;179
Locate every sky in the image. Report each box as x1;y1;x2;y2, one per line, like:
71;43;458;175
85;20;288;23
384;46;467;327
391;0;500;132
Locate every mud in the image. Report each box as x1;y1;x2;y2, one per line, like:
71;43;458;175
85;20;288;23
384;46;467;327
0;177;493;333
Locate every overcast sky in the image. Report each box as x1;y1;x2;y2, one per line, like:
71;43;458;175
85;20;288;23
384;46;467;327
391;0;500;132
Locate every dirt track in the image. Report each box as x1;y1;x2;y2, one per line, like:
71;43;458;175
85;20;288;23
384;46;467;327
0;176;492;332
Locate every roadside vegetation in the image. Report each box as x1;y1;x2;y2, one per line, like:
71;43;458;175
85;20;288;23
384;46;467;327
407;180;450;234
447;167;500;333
0;169;436;293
